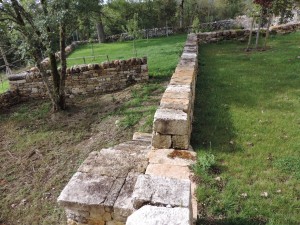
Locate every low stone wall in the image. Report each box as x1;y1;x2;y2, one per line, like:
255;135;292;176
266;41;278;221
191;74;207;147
270;22;300;34
0;90;22;110
8;57;148;99
197;22;300;44
152;34;198;150
106;27;174;42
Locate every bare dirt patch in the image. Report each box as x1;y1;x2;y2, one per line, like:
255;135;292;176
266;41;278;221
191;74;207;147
0;81;166;225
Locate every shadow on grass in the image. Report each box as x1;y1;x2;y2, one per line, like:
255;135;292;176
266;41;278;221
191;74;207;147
191;57;241;153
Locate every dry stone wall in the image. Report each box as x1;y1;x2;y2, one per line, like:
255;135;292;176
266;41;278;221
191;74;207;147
8;57;148;99
197;22;300;44
152;34;198;150
0;90;22;110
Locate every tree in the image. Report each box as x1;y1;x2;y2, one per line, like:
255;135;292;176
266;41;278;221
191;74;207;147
0;0;75;111
125;13;141;57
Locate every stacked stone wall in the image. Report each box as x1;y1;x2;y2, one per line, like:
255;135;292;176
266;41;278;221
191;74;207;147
152;34;198;150
197;22;300;44
8;57;148;99
0;91;22;110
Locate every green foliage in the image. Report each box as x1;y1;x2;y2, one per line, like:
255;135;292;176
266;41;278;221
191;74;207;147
125;13;141;39
191;17;200;33
193;32;300;224
194;152;216;173
0;79;9;94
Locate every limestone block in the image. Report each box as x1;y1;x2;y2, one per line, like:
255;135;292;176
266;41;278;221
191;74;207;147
87;219;105;225
31;87;38;93
146;164;192;180
181;53;197;60
147;148;196;167
114;172;140;222
77;149;148;178
153;108;189;135
132;132;152;142
131;174;191;209
107;221;125;225
57;172;125;208
152;132;172;149
160;97;190;113
126;205;191;225
172;135;190;149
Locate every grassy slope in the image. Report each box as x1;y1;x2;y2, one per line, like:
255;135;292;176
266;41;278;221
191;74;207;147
0;35;186;225
192;33;300;224
67;35;186;78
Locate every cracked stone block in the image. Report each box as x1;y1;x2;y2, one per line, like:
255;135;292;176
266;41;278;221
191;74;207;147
114;172;140;222
153;108;189;135
131;174;191;209
172;134;190;149
126;205;191;225
152;132;172;149
148;148;196;167
57;172;125;208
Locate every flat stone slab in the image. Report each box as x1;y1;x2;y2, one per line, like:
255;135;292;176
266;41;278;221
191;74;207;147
78;141;150;178
132;132;152;142
148;148;196;166
153;108;189;135
145;164;192;180
57;172;125;208
131;174;191;209
126;205;191;225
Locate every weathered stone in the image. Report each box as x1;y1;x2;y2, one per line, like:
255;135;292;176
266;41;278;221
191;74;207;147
78;148;149;178
114;172;140;222
160;97;190;113
131;174;191;209
152;132;172;149
132;132;152;142
57;172;124;208
153;108;189;135
148;148;196;167
172;135;190;149
8;57;148;99
126;205;191;225
145;164;192;180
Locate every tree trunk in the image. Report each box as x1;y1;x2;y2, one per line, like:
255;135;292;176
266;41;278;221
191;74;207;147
0;47;12;75
255;9;263;49
96;16;106;43
59;23;67;110
264;12;272;50
246;16;256;51
179;0;184;28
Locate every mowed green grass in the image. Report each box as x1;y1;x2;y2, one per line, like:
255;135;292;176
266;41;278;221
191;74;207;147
193;32;300;225
67;34;187;78
0;79;9;93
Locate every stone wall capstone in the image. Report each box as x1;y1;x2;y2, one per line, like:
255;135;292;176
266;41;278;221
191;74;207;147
8;57;148;99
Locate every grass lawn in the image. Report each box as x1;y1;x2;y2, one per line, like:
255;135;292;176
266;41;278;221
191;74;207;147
0;78;9;93
192;32;300;225
67;34;187;78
